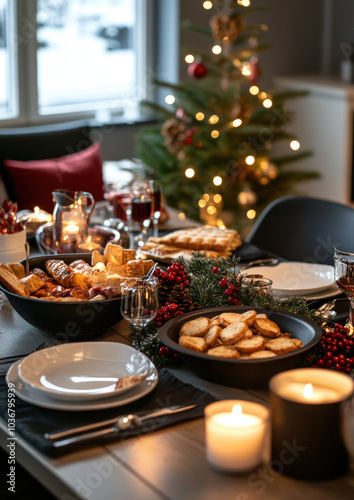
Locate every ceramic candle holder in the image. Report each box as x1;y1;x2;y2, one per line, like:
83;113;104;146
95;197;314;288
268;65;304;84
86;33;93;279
0;229;27;264
204;400;269;473
269;368;354;480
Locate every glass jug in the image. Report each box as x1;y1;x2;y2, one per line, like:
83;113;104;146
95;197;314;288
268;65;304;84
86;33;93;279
52;190;95;253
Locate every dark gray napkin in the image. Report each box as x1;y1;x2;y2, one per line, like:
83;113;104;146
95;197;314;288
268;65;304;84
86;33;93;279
0;368;216;457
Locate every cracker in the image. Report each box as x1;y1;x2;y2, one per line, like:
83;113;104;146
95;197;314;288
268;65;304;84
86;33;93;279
0;267;29;296
178;336;207;353
179;317;211;337
253;318;281;338
204;324;221;347
265;338;298;355
207;345;240;358
234;335;265;354
219;312;245;327
249;350;277;359
219;321;247;345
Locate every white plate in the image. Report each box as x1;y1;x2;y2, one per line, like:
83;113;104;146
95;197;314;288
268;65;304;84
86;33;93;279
242;262;335;296
7;357;158;411
17;342;158;403
274;284;342;301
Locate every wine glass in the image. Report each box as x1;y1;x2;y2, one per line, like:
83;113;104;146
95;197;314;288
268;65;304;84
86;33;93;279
334;247;354;336
148;180;162;237
120;278;159;349
131;181;152;246
103;182;132;222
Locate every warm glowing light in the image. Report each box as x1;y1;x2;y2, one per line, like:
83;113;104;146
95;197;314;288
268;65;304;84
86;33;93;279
209;114;219;124
185;54;194;64
203;1;213;9
249;85;259;95
185;168;195;178
212;45;222;55
263;99;273;108
303;383;313;399
260;160;269;170
217;219;226;229
238;0;250;5
241;64;251;76
34;206;40;214
233;118;242;127
290;140;300;150
232;404;242;419
213;176;222;186
207;206;217;215
203;193;210;201
247;209;256;219
198;199;206;208
214;194;222;203
211;130;219;138
261;24;268;31
245;155;255;165
196;112;205;121
165;94;175;105
260;178;269;185
259;92;267;99
178;212;186;221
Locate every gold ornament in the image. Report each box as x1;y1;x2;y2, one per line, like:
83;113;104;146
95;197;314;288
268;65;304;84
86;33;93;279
210;14;245;43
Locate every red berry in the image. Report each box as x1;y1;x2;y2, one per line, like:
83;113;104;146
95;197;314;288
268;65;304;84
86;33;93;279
212;266;219;274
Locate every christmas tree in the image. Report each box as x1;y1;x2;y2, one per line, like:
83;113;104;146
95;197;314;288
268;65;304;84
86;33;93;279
137;0;319;230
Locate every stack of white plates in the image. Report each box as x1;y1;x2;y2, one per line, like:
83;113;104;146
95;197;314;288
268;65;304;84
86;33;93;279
242;262;340;301
6;342;158;411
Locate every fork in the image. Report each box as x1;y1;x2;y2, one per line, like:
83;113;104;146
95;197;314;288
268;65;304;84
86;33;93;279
0;341;51;365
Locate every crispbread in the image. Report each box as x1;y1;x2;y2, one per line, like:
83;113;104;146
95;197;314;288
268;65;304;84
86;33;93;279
253;318;280;338
265;338;298;355
219;321;247;345
242;310;257;325
0;267;29;296
91;251;105;267
234;335;265;354
104;243;123;265
20;274;44;294
249;350;277;359
179;317;211;337
6;262;26;279
219;312;244;327
204;324;221;347
178;335;207;353
207;345;240;358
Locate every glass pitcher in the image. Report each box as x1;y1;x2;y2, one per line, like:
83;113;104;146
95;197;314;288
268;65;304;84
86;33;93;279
52;190;95;253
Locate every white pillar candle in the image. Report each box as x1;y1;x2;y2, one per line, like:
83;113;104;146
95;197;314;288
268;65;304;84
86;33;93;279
204;400;269;472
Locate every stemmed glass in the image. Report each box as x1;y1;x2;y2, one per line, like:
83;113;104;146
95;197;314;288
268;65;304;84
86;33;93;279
103;182;132;222
131;181;152;247
148;180;162;237
120;278;159;349
334;247;354;336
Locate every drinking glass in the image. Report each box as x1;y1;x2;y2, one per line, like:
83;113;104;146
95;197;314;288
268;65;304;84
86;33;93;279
120;278;159;348
334;248;354;336
131;181;152;245
148;180;162;237
103;182;132;222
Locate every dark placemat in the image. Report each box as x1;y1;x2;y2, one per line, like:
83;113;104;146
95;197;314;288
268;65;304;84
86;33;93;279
233;241;280;263
0;368;216;457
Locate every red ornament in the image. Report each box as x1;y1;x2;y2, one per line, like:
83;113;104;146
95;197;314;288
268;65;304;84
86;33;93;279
250;59;259;85
188;61;207;79
212;266;219;274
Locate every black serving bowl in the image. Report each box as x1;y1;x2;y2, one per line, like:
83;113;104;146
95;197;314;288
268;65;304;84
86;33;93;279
158;306;323;389
0;254;123;340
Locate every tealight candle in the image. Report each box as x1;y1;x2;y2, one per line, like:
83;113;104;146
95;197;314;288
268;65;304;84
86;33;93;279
204;400;269;472
63;221;80;236
269;368;354;480
77;236;102;253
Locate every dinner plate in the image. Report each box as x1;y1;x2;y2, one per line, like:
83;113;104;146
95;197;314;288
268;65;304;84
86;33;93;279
17;342;157;402
273;283;342;302
242;262;335;296
7;358;158;411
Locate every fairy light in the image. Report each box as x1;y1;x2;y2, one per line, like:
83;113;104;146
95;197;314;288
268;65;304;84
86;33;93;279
203;194;210;201
203;1;213;9
263;98;273;108
211;130;219;138
214;194;222;203
212;45;222;55
290;140;300;150
232;118;242;127
165;95;175;105
238;0;251;6
185;54;194;64
249;85;259;95
259;92;267;99
207;206;217;215
213;176;222;186
178;212;186;221
245;155;255;165
217;219;226;229
241;63;251;76
209;114;219;124
198;199;206;208
196;112;205;121
247;209;256;219
185;168;195;178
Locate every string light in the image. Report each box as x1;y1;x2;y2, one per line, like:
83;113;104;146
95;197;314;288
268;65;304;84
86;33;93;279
165;95;175;105
213;176;222;186
247;209;256;219
214;194;222;203
290;140;300;150
203;1;213;8
196;112;205;121
209;114;219;124
185;54;194;64
198;199;206;208
249;85;259;95
217;219;226;229
259;92;267;99
245;155;255;165
238;0;251;5
232;118;242;127
178;212;186;221
185;168;195;178
211;130;219;138
212;45;222;55
241;63;251;76
207;206;217;215
263;98;273;108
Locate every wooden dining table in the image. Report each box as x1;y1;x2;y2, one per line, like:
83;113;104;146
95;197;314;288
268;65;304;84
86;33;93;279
0;244;353;500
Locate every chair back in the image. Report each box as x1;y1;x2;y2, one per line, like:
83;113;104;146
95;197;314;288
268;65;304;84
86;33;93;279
245;195;354;265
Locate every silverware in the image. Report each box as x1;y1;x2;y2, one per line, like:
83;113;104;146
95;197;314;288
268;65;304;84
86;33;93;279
0;341;51;365
24;241;30;276
145;262;158;280
46;404;197;443
241;258;279;270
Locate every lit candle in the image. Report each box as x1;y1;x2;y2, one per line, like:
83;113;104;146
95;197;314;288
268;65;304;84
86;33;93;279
204;400;269;472
278;382;339;404
77;236;102;253
63;221;80;236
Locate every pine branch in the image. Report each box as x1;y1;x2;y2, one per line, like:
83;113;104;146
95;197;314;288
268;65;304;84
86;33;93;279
271;151;314;166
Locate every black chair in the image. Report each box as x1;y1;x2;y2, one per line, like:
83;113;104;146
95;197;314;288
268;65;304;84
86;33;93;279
245;195;354;265
0;120;93;201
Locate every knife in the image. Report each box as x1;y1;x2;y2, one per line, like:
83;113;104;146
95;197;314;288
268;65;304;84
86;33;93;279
46;404;197;444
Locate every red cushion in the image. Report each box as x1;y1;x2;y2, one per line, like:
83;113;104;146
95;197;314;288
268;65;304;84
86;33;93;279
3;142;104;212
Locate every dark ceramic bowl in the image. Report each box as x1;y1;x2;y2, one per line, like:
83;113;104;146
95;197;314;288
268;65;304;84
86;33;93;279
0;254;123;340
158;306;323;389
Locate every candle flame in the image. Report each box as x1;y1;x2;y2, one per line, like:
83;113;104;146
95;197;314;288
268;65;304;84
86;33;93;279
87;235;92;243
34;206;40;214
303;383;313;399
231;404;242;420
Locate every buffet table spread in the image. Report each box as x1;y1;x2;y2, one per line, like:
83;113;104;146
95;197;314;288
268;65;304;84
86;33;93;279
0;241;353;500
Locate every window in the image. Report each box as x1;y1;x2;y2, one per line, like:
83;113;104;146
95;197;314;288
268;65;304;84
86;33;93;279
0;0;152;124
